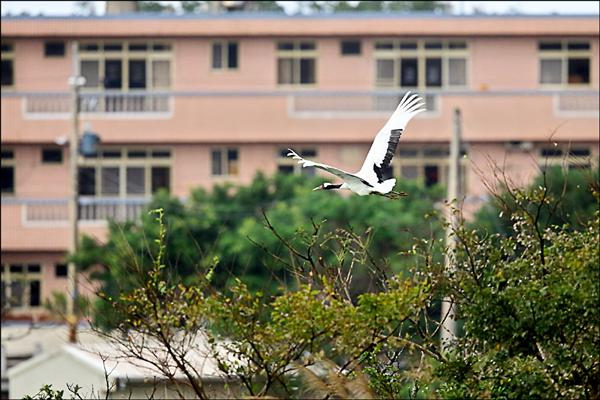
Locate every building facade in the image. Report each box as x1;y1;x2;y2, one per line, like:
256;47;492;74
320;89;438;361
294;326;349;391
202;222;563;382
1;13;599;318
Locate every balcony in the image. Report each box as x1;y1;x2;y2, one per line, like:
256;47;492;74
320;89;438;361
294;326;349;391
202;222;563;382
20;91;172;118
1;89;598;144
2;197;150;224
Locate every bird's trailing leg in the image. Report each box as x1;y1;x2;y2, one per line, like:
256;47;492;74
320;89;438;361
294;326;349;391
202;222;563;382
372;190;408;200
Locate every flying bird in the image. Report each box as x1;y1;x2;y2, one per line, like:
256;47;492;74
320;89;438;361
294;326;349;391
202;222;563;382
287;91;425;199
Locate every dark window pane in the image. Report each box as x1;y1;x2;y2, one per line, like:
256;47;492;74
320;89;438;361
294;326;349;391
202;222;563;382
539;42;562;51
44;41;65;57
1;60;14;86
424;148;449;157
426;58;442;87
27;264;41;273
151;167;170;193
541;148;563;157
570;148;590;156
126;167;145;195
128;43;148;51
300;42;315;50
10;265;23;273
81;43;99;52
211;150;222;175
104;60;122;89
400;42;417;50
375;42;394;50
424;165;439;187
400;58;418;87
55;264;68;277
567;42;590;50
424;41;442;49
128;60;146;89
401;165;418;180
42;148;63;163
278;42;294;51
29;281;41;307
301;149;316;158
227;149;238;161
152;43;171;51
212;43;222;69
278;165;294;174
101;167;120;195
399;149;418;158
341;40;361;55
127;150;147;158
0;43;14;52
151;150;171;158
568;58;590;84
300;58;315;84
1;166;14;193
448;41;467;49
104;43;122;51
102;150;122;158
228;42;238;69
78;167;96;195
1;150;14;159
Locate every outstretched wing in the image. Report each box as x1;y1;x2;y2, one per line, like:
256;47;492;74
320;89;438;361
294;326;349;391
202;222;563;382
287;149;373;187
356;92;426;184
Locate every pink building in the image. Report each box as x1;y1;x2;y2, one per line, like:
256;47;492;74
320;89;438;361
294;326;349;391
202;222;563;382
1;12;599;319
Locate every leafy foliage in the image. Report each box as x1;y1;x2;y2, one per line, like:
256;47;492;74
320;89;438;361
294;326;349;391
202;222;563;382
74;173;443;328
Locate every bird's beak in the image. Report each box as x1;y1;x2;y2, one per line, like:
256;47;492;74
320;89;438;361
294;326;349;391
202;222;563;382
313;185;323;191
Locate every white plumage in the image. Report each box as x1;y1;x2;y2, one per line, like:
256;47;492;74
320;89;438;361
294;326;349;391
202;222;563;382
287;91;425;198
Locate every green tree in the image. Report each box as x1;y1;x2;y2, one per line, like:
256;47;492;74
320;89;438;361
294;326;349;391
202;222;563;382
474;166;599;235
74;173;443;328
87;169;599;399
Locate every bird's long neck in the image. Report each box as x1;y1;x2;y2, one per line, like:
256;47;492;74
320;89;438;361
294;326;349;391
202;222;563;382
325;183;343;190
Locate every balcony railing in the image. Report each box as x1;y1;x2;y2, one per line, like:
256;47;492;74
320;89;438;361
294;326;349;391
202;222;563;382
21;91;171;116
2;197;149;224
6;89;597;118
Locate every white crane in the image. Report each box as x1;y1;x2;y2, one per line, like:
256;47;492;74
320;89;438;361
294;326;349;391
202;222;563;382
287;91;425;199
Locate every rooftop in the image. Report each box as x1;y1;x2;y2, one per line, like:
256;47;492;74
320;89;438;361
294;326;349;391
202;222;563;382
2;12;598;37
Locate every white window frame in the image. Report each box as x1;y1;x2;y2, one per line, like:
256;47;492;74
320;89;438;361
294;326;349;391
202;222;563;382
78;147;172;198
211;40;239;71
538;39;592;88
1;263;43;310
276;40;318;87
211;147;240;177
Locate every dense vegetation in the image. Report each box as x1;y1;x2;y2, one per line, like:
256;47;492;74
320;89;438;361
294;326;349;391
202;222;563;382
68;167;599;399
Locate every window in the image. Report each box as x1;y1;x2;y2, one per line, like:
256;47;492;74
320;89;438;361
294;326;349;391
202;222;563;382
1;149;15;194
396;146;468;191
78;147;171;196
374;40;468;89
55;264;68;277
1;263;42;309
212;41;239;70
42;148;63;164
44;41;65;57
277;41;317;85
211;148;239;176
539;145;595;170
1;42;15;87
341;40;361;56
539;40;591;86
79;41;172;91
277;148;317;176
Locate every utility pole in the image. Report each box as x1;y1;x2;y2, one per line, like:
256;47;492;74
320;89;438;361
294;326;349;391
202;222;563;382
441;108;462;352
67;41;83;344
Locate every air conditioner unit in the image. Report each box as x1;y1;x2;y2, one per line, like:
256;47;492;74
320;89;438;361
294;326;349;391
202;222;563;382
505;141;533;151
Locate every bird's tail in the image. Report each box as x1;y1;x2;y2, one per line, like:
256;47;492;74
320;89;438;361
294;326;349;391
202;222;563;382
376;178;396;194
